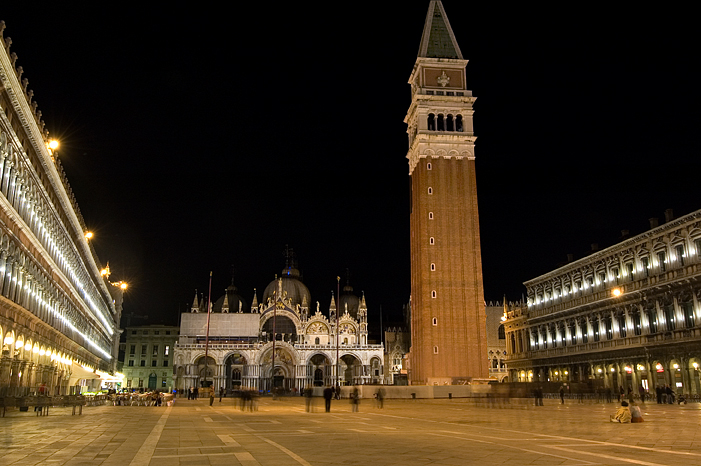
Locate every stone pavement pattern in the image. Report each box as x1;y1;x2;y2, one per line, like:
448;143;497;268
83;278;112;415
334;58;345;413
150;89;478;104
1;397;701;465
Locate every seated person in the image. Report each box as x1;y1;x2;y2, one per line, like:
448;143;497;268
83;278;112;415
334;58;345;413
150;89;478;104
610;401;632;423
629;402;644;423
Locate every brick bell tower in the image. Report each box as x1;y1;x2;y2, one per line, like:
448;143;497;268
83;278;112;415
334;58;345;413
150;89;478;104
405;1;488;385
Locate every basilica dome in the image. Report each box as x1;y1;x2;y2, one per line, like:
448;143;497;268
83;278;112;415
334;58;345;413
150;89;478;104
339;283;360;319
212;283;248;313
262;267;311;308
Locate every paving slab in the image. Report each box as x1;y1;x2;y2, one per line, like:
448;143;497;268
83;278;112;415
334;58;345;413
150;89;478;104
2;397;701;465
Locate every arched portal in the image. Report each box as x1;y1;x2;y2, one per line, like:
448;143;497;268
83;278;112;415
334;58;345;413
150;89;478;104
262;315;298;343
309;353;331;387
224;353;247;392
340;354;362;385
195;356;216;388
261;347;295;392
148;372;157;390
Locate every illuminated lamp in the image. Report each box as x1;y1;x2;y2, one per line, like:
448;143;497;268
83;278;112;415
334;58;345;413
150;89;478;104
15;340;23;349
48;139;59;150
612;288;622;297
3;335;14;346
85;231;93;240
625;366;632;373
611;368;615;372
24;342;31;351
693;363;699;370
656;363;664;372
39;349;45;356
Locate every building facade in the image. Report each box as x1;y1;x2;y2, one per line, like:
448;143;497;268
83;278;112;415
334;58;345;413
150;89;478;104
486;302;508;382
0;23;122;396
504;209;701;395
121;325;179;391
173;265;384;392
406;1;488;384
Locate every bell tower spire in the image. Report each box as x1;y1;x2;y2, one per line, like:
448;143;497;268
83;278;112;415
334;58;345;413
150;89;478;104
406;1;488;385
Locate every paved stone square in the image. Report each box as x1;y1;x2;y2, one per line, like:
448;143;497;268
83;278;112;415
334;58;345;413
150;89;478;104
2;396;701;465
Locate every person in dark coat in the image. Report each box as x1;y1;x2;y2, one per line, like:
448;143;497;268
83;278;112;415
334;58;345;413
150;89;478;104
559;386;565;404
323;386;333;412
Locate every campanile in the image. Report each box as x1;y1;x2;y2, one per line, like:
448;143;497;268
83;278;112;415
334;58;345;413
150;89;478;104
405;1;488;385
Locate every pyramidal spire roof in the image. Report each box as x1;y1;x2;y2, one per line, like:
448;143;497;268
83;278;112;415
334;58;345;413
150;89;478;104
418;1;463;59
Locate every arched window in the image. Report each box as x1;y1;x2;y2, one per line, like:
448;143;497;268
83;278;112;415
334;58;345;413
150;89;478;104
433;346;439;354
427;113;436;131
437;114;445;131
498;325;505;339
314;337;320;345
428;187;433;195
429;212;433;220
446;114;454;131
430;237;435;245
427;162;432;170
432;317;437;326
430;263;435;271
431;290;436;298
455;115;463;132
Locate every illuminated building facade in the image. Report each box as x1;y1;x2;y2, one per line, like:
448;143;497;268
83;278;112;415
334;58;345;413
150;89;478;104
406;1;488;384
121;325;179;392
504;209;701;395
173;265;383;392
486;302;508;382
0;22;122;395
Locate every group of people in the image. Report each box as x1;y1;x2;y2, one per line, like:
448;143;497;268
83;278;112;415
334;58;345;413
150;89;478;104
655;384;677;404
610;400;644;423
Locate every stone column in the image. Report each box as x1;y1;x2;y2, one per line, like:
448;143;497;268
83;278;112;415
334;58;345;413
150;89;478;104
0;357;13;393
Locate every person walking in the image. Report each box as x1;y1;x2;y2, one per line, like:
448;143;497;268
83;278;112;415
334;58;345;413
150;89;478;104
219;386;224;402
559;385;565;404
335;385;341;400
638;385;646;404
209;388;214;406
189;386;194;400
323;386;333;412
656;385;662;404
376;388;385;409
305;385;314;412
350;386;360;412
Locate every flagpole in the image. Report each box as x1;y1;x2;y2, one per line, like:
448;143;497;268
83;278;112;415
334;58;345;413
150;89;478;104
203;271;213;390
336;276;340;388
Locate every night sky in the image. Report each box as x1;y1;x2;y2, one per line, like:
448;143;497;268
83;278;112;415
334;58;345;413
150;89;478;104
1;4;699;336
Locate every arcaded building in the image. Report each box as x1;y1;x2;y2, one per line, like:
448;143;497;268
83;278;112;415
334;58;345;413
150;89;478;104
504;209;701;395
173;263;384;392
0;23;122;396
406;1;488;384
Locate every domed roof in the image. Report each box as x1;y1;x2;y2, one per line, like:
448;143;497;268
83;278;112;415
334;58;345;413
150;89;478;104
339;283;360;319
213;284;248;313
262;267;311;309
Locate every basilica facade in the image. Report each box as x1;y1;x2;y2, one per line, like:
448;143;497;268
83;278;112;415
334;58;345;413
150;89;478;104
173;265;384;392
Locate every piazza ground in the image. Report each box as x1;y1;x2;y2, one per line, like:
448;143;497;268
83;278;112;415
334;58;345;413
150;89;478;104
1;396;701;465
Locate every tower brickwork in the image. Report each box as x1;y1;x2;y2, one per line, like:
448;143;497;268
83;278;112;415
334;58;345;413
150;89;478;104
405;1;488;384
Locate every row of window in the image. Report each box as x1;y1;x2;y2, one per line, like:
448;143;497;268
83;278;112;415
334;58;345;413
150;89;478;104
529;240;701;307
130;330;174;335
128;359;171;367
425;90;465;97
129;344;170;357
126;378;168;388
511;302;697;353
427;113;465;132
